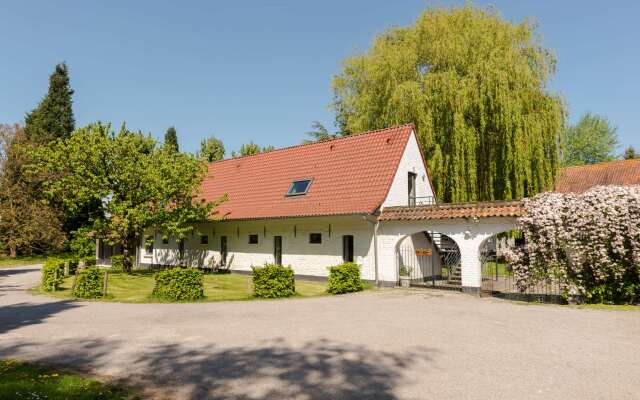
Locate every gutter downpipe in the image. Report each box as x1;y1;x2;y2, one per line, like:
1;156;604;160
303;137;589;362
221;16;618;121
363;214;380;287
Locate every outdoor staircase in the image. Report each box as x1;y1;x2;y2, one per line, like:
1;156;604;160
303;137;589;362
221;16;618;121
425;231;462;285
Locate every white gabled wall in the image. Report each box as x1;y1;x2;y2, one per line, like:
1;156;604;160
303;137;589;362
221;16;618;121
142;215;377;281
381;130;434;209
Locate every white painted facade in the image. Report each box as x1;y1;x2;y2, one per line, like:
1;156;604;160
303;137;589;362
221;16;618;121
140;216;377;280
381;132;433;208
376;217;518;289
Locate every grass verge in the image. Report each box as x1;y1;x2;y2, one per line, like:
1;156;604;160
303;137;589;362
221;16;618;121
32;270;337;303
0;255;47;269
0;359;134;400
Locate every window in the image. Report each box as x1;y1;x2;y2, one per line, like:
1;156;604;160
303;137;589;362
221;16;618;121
343;235;354;262
286;179;312;196
408;172;417;206
200;235;209;245
309;233;322;244
248;234;259;244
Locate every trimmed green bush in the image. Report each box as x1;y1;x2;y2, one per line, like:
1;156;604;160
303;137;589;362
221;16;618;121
83;256;97;267
110;255;125;271
73;267;104;299
327;262;364;294
152;267;204;301
252;264;295;298
41;257;65;292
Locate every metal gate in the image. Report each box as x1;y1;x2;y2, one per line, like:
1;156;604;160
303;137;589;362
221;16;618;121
397;232;461;290
480;235;564;302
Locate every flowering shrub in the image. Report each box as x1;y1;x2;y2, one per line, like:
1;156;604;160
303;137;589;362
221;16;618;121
507;186;640;304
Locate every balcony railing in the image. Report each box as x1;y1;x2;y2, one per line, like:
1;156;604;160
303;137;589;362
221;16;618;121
408;196;436;206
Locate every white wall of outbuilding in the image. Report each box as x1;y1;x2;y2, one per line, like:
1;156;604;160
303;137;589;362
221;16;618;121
376;217;518;291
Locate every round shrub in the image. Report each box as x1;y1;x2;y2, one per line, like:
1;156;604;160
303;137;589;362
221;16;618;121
110;255;125;271
252;264;295;298
73;267;104;299
327;263;364;294
153;267;204;301
41;257;65;292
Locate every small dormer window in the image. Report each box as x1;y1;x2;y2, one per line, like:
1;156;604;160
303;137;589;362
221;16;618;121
286;179;312;196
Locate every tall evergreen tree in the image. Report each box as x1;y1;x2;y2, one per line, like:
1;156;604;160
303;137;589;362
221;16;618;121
24;63;75;144
164;126;179;152
332;5;565;202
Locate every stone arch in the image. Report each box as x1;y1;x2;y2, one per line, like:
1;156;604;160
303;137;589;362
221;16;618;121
395;231;462;287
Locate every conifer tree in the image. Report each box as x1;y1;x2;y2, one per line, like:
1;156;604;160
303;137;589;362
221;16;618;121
24;63;75;144
164;126;179;152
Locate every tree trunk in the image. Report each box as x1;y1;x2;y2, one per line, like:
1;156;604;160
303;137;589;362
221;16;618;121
122;239;133;274
9;246;17;258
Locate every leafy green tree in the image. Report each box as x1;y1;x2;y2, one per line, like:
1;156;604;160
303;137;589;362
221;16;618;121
331;5;565;202
24;63;75;144
623;146;637;160
303;121;343;143
164;126;179;152
231;142;275;158
36;123;224;272
562;113;618;166
0;125;65;257
197;136;225;162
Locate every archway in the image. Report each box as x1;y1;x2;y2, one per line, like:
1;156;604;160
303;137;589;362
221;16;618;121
396;231;462;289
478;231;562;301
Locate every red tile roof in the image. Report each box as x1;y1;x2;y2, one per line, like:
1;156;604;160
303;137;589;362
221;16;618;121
198;125;416;220
556;159;640;193
378;201;524;221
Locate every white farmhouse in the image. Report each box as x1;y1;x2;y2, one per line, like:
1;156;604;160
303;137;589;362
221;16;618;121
97;124;522;294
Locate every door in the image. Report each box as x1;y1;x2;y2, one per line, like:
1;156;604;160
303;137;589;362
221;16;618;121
220;236;228;266
343;235;354;262
274;236;282;265
408;172;417;206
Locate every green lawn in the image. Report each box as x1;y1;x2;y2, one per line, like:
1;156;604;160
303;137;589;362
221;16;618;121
482;261;512;277
0;359;134;400
0;255;47;268
34;270;333;303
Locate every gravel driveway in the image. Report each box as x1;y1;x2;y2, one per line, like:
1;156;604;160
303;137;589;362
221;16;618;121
1;266;639;399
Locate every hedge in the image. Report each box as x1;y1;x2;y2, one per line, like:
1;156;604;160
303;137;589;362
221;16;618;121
252;264;295;298
41;258;65;292
73;267;104;299
111;255;125;271
84;256;97;267
152;267;204;301
327;263;364;294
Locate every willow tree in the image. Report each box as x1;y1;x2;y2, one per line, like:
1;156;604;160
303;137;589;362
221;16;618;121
332;5;565;202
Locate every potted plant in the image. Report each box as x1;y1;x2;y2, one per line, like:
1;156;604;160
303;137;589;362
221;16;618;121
399;266;412;288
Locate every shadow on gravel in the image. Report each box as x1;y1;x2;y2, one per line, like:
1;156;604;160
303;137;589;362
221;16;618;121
0;301;80;334
0;266;39;278
0;337;435;400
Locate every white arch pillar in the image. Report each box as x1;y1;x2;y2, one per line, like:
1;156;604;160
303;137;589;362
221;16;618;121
377;217;518;294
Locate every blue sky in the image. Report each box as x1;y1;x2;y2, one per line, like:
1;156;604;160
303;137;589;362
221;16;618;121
1;1;638;154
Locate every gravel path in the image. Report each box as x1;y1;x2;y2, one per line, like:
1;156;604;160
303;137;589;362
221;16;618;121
1;265;639;399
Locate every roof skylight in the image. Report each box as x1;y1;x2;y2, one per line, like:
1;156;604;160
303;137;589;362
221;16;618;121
286;179;312;196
